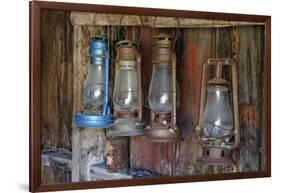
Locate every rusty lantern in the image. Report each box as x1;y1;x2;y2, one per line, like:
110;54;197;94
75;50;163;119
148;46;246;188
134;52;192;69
195;58;240;165
107;40;144;137
144;34;181;142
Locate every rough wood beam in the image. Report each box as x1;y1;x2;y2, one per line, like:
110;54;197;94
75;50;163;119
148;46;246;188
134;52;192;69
70;12;265;27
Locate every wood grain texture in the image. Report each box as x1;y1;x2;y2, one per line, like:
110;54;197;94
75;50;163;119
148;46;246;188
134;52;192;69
41;152;72;184
41;10;73;149
106;137;129;173
236;26;265;172
70;12;264;27
72;127;107;182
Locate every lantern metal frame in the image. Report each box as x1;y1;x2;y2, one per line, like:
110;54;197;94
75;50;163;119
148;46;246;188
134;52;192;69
108;40;144;136
144;17;182;142
195;58;240;165
107;15;144;137
73;35;114;128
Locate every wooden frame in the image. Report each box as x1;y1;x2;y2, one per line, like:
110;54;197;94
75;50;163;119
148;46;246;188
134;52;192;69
30;1;271;192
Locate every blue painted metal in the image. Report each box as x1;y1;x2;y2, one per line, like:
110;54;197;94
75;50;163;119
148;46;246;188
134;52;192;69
73;35;113;128
74;112;113;128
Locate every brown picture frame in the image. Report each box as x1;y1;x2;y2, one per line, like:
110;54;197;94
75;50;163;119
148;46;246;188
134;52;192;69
30;1;271;192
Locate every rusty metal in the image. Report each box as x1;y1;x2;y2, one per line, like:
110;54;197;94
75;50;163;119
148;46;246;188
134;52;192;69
144;124;181;142
231;26;240;64
144;33;182;142
108;40;144;137
196;58;239;165
114;40;142;122
197;146;234;165
106;137;129;173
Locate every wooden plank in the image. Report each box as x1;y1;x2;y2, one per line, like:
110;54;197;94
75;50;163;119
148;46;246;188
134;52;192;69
106;137;129;173
70;12;265;27
173;28;216;175
41;149;72;184
130;136;174;175
41;10;73;149
236;26;265;172
72;127;107;182
89;163;160;180
89;164;132;181
216;28;232;58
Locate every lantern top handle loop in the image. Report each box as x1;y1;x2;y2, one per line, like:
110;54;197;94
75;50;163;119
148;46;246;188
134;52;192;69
92;13;111;56
90;35;108;41
116;39;139;47
118;14;144;46
152;16;180;50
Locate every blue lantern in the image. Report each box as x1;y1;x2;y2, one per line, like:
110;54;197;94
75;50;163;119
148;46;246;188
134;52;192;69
73;36;113;128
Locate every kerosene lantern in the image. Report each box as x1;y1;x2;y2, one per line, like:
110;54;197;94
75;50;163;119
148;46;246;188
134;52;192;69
73;36;114;128
107;41;144;136
195;58;239;165
144;34;181;142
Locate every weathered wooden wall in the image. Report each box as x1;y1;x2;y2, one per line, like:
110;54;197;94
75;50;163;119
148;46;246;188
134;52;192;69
41;10;265;182
236;26;265;172
41;149;72;184
41;10;73;149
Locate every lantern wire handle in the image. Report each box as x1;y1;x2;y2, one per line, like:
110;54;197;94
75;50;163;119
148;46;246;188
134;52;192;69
173;18;180;50
152;16;157;36
117;14;143;46
117;15;124;40
137;16;144;46
105;14;111;115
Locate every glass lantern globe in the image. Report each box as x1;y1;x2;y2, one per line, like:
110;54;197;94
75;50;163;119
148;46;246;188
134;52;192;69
83;58;105;114
148;64;173;112
144;34;181;142
108;40;144;137
113;61;139;113
202;85;233;138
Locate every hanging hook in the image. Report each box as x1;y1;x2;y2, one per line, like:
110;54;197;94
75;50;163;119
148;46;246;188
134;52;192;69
117;15;125;40
117;14;143;45
173;17;180;50
138;16;144;46
152;16;157;36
